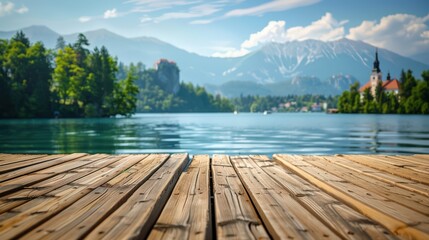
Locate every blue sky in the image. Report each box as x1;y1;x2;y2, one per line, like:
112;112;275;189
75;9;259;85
1;0;429;57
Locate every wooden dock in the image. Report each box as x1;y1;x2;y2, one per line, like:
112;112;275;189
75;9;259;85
0;153;428;239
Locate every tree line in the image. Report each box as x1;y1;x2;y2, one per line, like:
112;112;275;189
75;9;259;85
117;62;234;113
338;70;429;114
0;32;138;118
231;94;338;112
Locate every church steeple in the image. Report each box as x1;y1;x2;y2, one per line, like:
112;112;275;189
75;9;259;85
387;71;391;81
373;48;381;73
369;48;382;96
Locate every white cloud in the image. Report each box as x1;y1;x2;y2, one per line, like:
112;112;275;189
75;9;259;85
241;20;288;49
285;12;347;41
0;1;14;16
156;4;220;22
190;19;213;25
347;13;429;56
0;2;29;16
16;6;28;14
225;0;320;17
126;0;200;13
104;8;118;19
213;13;346;58
140;16;152;23
79;16;92;23
212;48;250;58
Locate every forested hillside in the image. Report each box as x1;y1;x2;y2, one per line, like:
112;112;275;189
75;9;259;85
0;32;233;118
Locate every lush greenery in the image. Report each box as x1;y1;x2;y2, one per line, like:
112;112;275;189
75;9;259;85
117;62;234;113
0;32;138;118
231;94;338;112
338;70;429;114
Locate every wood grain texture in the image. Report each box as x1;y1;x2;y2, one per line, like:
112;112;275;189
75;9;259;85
274;154;429;240
212;155;269;240
312;155;429;215
148;155;211;240
0;154;49;166
0;154;149;239
231;155;340;240
0;154;110;197
0;153;86;182
86;153;188;240
343;155;429;185
0;153;427;240
251;155;395;240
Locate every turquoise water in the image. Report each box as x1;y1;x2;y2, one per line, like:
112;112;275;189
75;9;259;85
1;113;429;156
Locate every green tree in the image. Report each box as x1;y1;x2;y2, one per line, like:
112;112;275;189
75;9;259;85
113;66;139;116
56;36;66;50
0;39;12;117
26;42;52;117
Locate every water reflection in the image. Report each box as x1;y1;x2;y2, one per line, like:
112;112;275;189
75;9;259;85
0;113;429;156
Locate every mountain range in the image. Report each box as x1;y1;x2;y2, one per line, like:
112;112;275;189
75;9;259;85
1;25;428;96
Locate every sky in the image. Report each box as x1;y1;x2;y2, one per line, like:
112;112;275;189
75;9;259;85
1;0;429;58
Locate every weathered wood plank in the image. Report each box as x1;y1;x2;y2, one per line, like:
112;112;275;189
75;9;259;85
231;155;340;240
148;155;211;240
0;154;66;174
343;155;429;185
307;156;429;216
414;154;429;161
0;154;49;166
371;155;429;175
85;153;188;240
0;153;86;182
252;155;396;240
0;154;109;197
24;154;170;240
326;155;429;197
0;155;122;214
274;154;429;240
0;154;149;239
383;156;429;174
405;155;429;166
211;155;269;239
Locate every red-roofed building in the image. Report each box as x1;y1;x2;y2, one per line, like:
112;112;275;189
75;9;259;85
359;49;400;97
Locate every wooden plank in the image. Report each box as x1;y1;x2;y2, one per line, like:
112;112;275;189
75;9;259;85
387;155;429;174
210;155;269;239
0;154;49;166
406;155;429;166
324;155;429;197
85;153;188;240
307;156;429;216
343;155;429;185
414;154;429;161
0;154;149;239
0;155;66;173
148;155;211;240
24;154;171;240
0;155;121;214
0;153;87;182
274;154;429;240
369;155;429;175
251;155;396;239
230;155;340;240
0;154;109;197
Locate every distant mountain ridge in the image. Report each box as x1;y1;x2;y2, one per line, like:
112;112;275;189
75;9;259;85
1;25;428;96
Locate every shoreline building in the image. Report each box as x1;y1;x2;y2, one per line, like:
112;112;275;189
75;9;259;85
359;49;400;97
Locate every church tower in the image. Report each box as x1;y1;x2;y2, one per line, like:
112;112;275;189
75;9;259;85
370;48;382;96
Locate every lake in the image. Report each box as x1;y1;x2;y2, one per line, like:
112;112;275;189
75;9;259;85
1;113;429;156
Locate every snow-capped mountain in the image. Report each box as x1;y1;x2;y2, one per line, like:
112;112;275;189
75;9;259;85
1;26;428;96
222;39;428;84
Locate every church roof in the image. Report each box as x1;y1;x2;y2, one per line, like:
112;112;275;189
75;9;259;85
382;79;400;90
359;81;371;92
359;79;400;92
